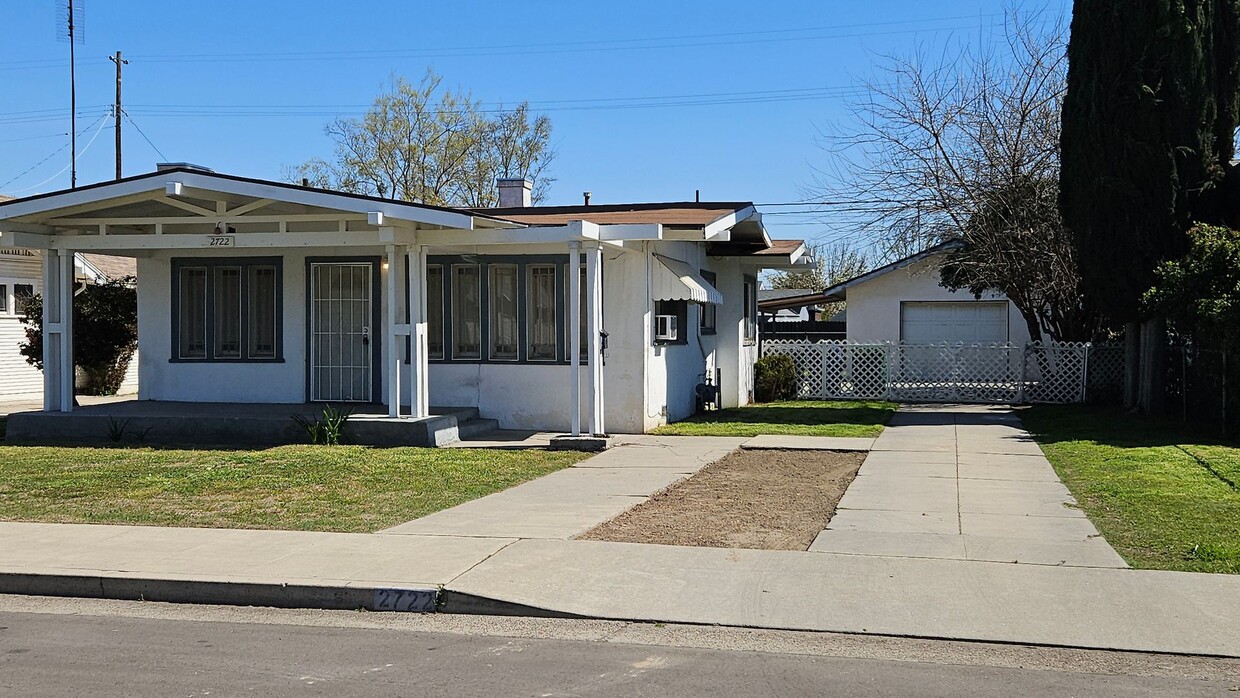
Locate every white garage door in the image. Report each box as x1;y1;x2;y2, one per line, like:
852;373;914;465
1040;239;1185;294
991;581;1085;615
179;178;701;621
900;301;1009;344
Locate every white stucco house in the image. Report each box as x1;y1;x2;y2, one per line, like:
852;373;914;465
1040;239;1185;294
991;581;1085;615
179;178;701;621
823;241;1032;346
0;167;811;442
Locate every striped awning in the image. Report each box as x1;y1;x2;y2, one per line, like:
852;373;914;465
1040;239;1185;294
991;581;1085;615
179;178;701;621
652;254;723;305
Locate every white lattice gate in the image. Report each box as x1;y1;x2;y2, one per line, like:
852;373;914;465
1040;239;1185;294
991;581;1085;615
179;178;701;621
762;340;1105;404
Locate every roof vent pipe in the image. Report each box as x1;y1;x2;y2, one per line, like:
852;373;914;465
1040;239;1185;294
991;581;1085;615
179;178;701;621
497;178;532;207
583;191;591;206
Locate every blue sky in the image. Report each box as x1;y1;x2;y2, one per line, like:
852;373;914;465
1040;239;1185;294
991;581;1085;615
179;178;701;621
0;0;1069;244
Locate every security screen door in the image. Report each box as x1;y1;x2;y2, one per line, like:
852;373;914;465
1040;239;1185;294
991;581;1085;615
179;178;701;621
310;262;373;402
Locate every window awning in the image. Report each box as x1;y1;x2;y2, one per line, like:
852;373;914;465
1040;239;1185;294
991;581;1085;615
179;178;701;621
652;254;724;305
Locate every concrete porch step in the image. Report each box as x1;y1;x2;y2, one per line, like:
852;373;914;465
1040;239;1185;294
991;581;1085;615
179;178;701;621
456;417;500;440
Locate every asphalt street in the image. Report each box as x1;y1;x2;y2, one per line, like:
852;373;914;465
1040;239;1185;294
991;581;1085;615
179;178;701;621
0;595;1236;697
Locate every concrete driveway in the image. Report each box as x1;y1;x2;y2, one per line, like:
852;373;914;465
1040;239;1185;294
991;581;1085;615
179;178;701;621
809;405;1127;568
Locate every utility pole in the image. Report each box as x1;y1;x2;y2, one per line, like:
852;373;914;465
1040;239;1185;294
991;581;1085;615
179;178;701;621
68;0;77;188
109;51;128;180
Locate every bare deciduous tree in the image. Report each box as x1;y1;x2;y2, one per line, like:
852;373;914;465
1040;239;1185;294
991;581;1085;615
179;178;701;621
815;8;1099;341
287;69;555;207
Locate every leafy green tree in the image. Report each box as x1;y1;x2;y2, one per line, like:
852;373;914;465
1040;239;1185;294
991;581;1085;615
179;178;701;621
19;276;138;396
289;69;555;206
1060;0;1240;325
1145;224;1240;350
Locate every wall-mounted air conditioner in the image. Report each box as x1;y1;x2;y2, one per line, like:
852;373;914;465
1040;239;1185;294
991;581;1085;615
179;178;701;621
655;314;678;342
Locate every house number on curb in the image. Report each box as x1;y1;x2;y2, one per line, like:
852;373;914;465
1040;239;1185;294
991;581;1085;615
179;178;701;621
206;236;235;247
372;588;437;612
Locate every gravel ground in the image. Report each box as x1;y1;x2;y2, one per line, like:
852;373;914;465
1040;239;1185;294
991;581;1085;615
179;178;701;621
580;448;864;550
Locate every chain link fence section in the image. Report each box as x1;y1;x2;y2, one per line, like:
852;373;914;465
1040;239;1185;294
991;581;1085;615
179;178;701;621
762;340;1120;405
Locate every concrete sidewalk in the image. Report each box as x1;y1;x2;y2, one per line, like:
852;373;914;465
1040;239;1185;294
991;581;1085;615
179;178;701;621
809;405;1127;568
1;414;1238;656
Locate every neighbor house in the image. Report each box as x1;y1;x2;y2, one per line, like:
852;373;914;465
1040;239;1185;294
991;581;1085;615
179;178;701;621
821;241;1031;346
0;167;811;441
0;242;137;401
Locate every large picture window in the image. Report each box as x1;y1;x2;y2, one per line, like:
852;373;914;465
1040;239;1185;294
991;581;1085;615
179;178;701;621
173;258;282;361
420;255;598;364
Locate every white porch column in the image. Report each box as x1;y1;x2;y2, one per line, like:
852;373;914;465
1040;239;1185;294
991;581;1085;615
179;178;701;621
569;241;581;436
407;244;430;419
41;249;75;413
385;244;402;418
585;241;605;436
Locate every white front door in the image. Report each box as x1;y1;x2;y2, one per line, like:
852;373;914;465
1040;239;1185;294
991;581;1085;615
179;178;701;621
310;262;373;402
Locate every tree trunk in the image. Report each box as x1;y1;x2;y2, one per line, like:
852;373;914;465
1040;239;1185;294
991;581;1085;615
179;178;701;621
1137;317;1166;415
1123;321;1140;409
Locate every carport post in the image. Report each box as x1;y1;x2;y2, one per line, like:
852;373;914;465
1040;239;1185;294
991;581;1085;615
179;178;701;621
569;241;581;437
407;244;430;419
385;244;401;419
586;240;605;436
41;249;75;412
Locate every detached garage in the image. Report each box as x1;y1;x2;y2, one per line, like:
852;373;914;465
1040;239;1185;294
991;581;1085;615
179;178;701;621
820;242;1031;346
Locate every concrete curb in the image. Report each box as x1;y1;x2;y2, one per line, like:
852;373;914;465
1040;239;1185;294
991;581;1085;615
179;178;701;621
0;573;438;613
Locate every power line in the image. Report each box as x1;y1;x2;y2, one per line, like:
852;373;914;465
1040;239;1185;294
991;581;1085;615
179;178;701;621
2;113;109;193
0;12;1009;71
120;110;167;161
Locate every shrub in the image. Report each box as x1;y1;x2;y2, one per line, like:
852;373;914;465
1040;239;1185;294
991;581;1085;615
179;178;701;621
1145;224;1240;352
19;276;138;396
754;354;798;402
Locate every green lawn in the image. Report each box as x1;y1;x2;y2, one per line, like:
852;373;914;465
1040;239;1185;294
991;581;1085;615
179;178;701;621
651;400;896;438
0;445;587;533
1023;405;1240;574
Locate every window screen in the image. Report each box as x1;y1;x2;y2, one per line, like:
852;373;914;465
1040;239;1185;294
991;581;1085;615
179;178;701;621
489;264;519;361
178;268;208;359
527;265;557;361
452;265;481;359
426;265;444;360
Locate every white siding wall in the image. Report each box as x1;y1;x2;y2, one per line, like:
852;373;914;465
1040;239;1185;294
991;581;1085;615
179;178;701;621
845;254;1032;346
0;254;43;400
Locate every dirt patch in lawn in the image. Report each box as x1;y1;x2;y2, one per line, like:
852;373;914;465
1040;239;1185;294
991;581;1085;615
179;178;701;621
579;448;865;551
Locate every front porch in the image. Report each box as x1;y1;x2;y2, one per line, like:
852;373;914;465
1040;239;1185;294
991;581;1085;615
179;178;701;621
4;401;497;447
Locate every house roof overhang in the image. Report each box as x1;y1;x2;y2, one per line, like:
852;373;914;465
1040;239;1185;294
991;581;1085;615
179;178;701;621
0;169;527;255
819;240;962;302
709;238;815;269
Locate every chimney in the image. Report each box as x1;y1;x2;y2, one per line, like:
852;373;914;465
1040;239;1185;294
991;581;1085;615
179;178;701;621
496;177;532;208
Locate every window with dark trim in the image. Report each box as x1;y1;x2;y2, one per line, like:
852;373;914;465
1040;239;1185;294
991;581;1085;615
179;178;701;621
699;270;717;334
420;255;598;364
743;275;758;344
0;284;8;314
13;284;34;317
488;264;519;361
451;265;482;360
172;258;282;361
654;300;688;345
426;265;445;360
527;265;557;361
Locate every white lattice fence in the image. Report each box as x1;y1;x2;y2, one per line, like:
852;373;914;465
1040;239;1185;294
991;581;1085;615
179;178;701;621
890;343;1021;403
762;340;1112;404
1022;342;1088;403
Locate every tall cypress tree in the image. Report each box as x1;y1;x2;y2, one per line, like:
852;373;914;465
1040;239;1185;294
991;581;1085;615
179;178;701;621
1060;1;1240;325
